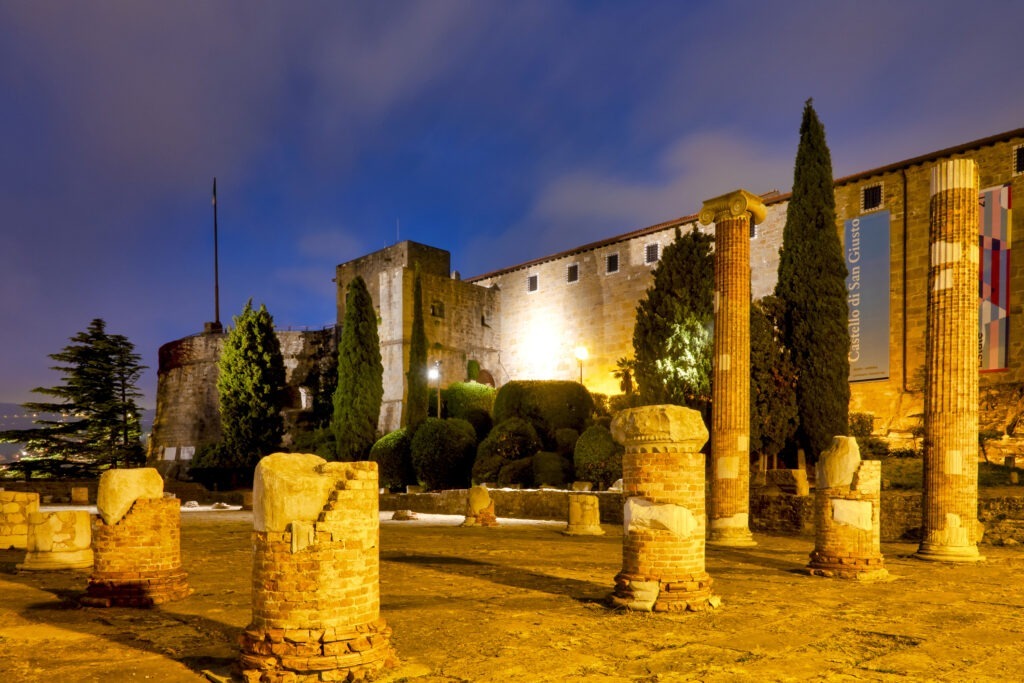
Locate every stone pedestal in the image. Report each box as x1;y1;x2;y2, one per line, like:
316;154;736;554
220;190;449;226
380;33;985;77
700;190;766;547
18;510;94;571
240;454;393;683
807;437;887;580
563;493;604;536
0;491;39;549
462;484;499;527
916;159;985;562
84;468;191;607
608;405;720;613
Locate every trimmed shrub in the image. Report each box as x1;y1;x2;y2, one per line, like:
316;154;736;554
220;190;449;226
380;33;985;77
554;428;579;457
472;417;541;484
291;427;337;459
410;417;477;491
574;425;623;489
444;381;495;417
369;429;415;490
492;380;595;449
498;457;535;488
461;408;493;443
533;451;573;487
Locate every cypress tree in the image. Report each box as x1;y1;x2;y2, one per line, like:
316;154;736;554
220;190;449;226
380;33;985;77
632;226;714;411
217;301;286;474
332;276;383;460
774;99;850;461
405;267;429;430
750;296;798;464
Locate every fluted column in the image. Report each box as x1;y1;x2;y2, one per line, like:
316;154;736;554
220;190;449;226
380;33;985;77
699;189;766;547
916;159;985;562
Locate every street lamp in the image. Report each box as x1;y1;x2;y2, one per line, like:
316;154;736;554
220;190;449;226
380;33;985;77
428;361;441;417
574;345;588;384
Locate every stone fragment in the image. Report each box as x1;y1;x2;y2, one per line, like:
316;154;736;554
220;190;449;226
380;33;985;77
564;493;604;536
253;453;339;533
817;437;861;490
391;510;418;521
96;468;164;525
624;497;697;538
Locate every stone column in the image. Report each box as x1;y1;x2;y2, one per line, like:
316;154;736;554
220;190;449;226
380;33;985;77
240;453;393;682
699;189;767;547
84;468;191;607
18;510;94;571
563;493;605;536
916;159;985;562
807;437;887;580
608;405;720;613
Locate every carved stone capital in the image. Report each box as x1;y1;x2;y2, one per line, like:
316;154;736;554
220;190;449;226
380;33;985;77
698;189;767;227
610;404;708;452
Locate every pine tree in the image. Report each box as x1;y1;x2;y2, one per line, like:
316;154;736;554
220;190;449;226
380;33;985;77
774;99;850;461
217;301;286;474
0;319;147;474
405;268;429;430
332;276;384;460
632;226;715;411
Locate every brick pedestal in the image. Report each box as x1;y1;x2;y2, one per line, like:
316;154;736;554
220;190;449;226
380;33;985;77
608;405;720;612
916;159;985;562
807;437;887;580
18;510;94;571
240;454;393;682
0;491;39;549
700;190;766;547
563;493;604;536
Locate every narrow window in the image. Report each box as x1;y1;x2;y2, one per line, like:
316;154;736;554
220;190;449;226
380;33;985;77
606;253;619;274
645;243;659;264
1015;144;1024;175
567;263;579;283
861;183;883;211
430;301;445;318
527;274;538;292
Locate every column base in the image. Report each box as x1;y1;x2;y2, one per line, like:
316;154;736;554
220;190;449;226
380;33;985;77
806;551;888;580
82;568;192;607
914;543;985;563
18;548;94;571
240;617;393;683
608;572;720;613
707;528;757;547
562;524;605;536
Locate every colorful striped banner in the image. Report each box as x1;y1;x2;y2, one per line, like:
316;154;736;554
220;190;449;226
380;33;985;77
979;184;1011;371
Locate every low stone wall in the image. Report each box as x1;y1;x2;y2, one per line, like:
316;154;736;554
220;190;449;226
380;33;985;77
0;479;244;506
380;489;625;525
0;491;39;549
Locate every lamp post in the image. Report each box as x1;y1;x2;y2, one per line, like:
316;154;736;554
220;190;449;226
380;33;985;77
574;345;588;385
428;361;441;418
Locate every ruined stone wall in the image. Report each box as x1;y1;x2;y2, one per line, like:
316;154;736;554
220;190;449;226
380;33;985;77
838;133;1024;437
468;204;786;398
0;490;39;549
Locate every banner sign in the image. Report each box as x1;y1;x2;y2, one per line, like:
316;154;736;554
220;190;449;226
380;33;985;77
846;210;890;381
980;184;1012;371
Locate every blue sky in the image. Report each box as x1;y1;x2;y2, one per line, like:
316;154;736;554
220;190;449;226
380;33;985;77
2;1;1022;407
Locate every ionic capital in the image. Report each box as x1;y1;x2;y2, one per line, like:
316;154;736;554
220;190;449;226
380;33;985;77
698;189;767;227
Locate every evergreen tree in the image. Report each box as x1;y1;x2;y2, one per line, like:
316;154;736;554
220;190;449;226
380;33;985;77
405;268;429;430
217;301;286;474
774;99;850;461
332;276;384;460
0;319;146;474
750;296;799;464
632;226;715;411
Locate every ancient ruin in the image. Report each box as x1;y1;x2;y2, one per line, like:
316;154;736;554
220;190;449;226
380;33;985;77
83;468;191;607
240;453;393;683
461;484;499;527
18;510;94;571
0;490;39;549
916;159;986;562
608;405;720;612
806;437;887;580
563;492;604;536
699;189;766;547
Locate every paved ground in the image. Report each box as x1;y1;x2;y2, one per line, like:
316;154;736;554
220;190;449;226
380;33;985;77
2;510;1024;682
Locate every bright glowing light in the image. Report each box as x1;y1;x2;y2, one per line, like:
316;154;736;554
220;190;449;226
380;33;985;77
574;345;589;362
427;367;439;381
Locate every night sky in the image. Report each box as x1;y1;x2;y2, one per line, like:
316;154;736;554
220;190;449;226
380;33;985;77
2;1;1022;407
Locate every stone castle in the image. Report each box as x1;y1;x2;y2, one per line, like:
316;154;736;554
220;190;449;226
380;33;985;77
150;126;1024;471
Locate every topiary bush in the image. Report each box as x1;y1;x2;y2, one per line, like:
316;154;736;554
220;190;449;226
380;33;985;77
290;427;337;460
554;428;579;456
573;425;623;489
472;417;541;484
444;381;495;417
533;451;573;487
498;457;535;488
369;429;415;491
410;417;477;491
492;380;595;449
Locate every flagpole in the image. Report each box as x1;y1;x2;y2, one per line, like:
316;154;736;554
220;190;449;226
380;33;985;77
213;177;220;327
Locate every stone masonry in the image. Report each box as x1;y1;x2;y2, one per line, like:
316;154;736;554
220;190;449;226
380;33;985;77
563;493;605;536
608;405;720;612
18;510;94;571
240;453;392;683
83;468;192;607
0;490;39;549
916;159;985;562
700;189;766;547
807;437;887;580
